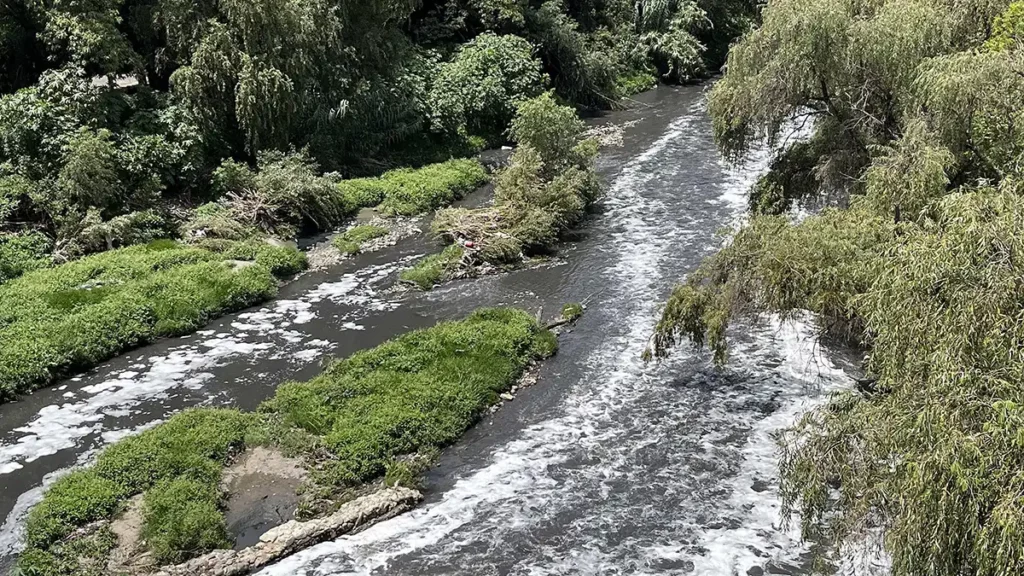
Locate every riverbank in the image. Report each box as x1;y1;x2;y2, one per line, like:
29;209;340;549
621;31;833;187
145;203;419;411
17;308;561;575
0;86;848;576
0;157;495;407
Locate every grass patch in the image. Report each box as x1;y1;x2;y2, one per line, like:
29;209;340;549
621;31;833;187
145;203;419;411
331;225;389;255
142;477;230;564
398;245;464;289
0;240;305;402
336;159;488;216
263;308;555;486
19;308;554;573
0;231;52;285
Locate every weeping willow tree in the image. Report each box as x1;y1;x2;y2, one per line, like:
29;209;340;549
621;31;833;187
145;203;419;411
655;1;1024;574
708;0;1008;213
632;0;709;81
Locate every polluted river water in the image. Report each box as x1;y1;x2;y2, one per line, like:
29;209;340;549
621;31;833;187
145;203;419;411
0;85;859;575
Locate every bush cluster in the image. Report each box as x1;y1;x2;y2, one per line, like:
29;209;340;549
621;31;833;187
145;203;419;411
431;93;600;272
19;309;555;573
0;240;305;402
0;232;51;285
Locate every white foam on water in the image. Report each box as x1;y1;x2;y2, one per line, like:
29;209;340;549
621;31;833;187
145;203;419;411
0;260;407;478
687;317;850;575
0;420;163;556
0;259;418;558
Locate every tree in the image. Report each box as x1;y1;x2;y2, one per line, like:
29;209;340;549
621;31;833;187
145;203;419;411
428;32;547;140
655;2;1024;574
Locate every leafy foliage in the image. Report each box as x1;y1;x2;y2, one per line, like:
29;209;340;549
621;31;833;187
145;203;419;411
0;231;51;284
428;33;547;140
0;0;754;282
658;1;1024;573
142;477;230;564
434;93;600;265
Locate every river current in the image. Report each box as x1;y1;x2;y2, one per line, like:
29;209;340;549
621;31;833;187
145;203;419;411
0;85;856;575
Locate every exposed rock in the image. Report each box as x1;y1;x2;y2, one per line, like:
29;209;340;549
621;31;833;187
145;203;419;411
153;487;421;576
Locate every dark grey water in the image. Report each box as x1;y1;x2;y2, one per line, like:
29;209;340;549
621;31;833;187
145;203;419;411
0;86;854;575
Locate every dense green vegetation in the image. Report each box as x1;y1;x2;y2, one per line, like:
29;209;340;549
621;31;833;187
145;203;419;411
400;245;466;289
429;92;600;273
18;308;554;574
0;0;755;281
186;157;489;242
332;225;390;255
0;240;303;401
654;0;1024;574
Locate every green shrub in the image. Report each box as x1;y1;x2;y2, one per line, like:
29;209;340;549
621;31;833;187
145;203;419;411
615;71;657;97
377;159;489;216
16;526;116;576
399;245;464;289
0;242;304;400
180;203;255;241
92;409;251;493
332;225;388;255
383;461;418;488
142;477;230;564
335;179;387;211
984;1;1024;51
433;94;600;265
24;472;122;549
428;33;547;139
216;150;347;238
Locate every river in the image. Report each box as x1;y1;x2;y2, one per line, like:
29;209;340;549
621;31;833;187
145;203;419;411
0;85;855;575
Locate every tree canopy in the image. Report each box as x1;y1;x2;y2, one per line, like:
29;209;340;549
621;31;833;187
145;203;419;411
655;2;1024;574
0;0;755;274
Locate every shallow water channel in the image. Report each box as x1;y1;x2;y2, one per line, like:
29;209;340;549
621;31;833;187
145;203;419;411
0;85;856;575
